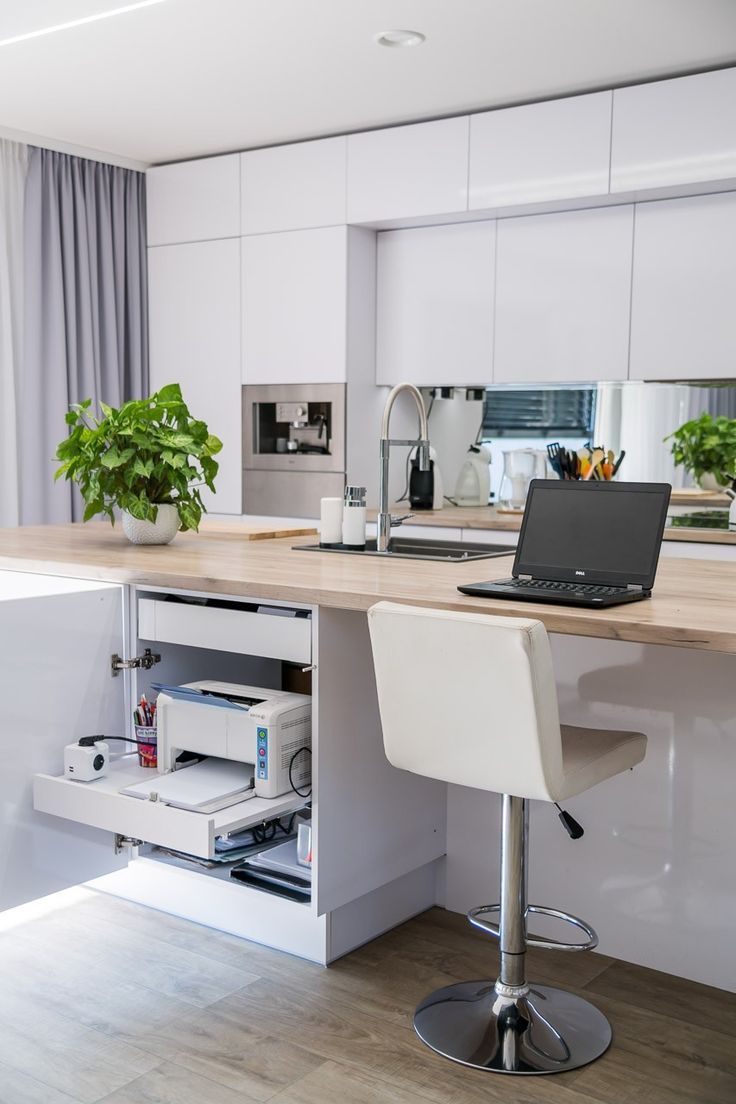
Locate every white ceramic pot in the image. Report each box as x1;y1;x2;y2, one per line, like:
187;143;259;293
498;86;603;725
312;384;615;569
698;472;726;492
122;504;180;545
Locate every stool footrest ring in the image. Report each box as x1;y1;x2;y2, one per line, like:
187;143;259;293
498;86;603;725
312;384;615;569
467;903;598;952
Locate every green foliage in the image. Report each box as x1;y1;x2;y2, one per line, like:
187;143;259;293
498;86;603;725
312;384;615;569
55;384;222;532
664;413;736;486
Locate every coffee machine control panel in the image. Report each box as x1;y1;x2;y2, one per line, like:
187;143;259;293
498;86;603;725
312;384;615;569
276;402;308;426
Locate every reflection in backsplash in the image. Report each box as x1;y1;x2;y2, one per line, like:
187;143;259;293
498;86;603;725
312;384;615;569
421;382;736;503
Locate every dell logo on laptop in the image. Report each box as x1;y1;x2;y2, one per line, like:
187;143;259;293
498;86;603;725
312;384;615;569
575;570;586;576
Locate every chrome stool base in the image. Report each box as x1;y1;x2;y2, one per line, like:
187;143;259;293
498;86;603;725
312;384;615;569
414;980;612;1075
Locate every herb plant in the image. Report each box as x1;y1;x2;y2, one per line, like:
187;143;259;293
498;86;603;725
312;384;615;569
664;413;736;487
55;384;222;531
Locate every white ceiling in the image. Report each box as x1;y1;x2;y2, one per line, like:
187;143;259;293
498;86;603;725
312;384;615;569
1;0;736;167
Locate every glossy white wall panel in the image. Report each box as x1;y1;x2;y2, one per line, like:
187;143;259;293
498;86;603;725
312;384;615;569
469;92;611;209
494;205;633;383
629;192;736;380
611;69;736;193
242;226;347;384
0;579;127;909
376;222;495;386
347;117;469;223
242;137;346;234
444;634;736;991
148;239;242;513
146;155;240;245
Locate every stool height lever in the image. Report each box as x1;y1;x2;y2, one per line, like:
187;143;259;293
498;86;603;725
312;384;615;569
554;803;585;840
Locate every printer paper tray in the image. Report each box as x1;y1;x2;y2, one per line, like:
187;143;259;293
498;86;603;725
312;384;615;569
33;757;305;861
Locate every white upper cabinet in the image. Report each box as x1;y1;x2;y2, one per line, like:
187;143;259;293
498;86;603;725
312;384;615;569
241;137;347;234
347;118;469;223
494;205;633;384
469;92;612;210
146;155;240;246
611;69;736;193
242;226;348;384
148;239;242;513
629;191;736;380
376;222;495;387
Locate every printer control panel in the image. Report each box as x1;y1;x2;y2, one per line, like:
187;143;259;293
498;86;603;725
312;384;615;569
257;727;268;781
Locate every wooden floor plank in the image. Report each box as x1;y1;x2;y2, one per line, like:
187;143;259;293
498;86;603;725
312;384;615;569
1;892;734;1104
0;1061;84;1104
584;958;736;1038
95;1061;261;1103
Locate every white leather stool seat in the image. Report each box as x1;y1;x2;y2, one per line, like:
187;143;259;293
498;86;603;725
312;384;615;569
559;724;646;801
367;601;647;803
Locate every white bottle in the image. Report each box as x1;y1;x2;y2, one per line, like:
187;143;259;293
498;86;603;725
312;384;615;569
319;497;343;547
342;486;367;550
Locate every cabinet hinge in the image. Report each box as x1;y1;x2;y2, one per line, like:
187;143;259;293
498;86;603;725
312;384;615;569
114;834;143;854
111;647;161;678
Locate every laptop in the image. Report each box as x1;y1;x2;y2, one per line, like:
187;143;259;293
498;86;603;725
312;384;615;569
458;480;672;609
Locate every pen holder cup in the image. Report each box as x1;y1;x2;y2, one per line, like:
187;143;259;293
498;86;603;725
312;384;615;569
134;725;157;768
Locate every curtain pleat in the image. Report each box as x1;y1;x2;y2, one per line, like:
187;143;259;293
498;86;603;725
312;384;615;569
0;139;27;528
20;149;148;524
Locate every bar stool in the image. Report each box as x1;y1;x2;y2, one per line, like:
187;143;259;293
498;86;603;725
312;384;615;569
367;601;647;1076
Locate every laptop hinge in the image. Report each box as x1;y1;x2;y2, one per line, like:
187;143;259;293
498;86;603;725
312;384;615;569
627;584;644;592
518;574;533;581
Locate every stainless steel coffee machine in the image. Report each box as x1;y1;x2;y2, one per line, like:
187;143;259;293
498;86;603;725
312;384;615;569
242;384;346;516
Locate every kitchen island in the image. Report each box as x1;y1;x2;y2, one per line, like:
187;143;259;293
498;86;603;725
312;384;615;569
0;523;733;991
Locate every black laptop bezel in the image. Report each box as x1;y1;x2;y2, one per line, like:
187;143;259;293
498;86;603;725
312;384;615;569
511;480;672;590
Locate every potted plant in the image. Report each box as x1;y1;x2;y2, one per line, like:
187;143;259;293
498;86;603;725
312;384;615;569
664;413;736;491
55;383;222;544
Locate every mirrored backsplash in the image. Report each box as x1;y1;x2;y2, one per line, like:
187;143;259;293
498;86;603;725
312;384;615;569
421;381;736;503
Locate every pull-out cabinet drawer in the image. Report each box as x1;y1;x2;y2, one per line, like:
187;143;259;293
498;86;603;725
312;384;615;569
137;596;312;665
34;759;304;860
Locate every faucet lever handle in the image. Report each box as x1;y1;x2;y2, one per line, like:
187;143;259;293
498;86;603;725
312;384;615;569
390;513;414;528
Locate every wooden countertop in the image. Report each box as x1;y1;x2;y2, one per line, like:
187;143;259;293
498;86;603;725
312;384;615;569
0;523;735;654
384;499;736;545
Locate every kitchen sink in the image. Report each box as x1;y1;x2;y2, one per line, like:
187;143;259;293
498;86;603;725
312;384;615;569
293;537;513;562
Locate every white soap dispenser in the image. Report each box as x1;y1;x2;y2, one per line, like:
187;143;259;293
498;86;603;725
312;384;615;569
342;485;367;550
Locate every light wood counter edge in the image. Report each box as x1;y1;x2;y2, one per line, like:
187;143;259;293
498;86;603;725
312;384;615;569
0;526;734;656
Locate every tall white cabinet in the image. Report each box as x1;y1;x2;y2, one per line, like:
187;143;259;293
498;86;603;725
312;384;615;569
146;154;240;245
469;92;612;209
611;69;736;193
376;222;496;386
629;191;736;380
493;205;634;384
148;239;242;513
241;227;349;384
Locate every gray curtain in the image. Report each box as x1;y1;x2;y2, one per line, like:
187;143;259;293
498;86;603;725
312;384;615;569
20;148;148;524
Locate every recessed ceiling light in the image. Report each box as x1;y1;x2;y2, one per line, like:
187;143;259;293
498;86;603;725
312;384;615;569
0;0;168;49
375;29;426;48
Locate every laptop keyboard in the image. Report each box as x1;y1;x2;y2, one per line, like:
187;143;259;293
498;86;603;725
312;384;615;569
504;579;626;596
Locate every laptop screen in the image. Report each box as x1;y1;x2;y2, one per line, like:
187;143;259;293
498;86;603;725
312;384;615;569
514;480;672;588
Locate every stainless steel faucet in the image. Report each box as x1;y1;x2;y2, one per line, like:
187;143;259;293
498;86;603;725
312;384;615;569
377;383;431;552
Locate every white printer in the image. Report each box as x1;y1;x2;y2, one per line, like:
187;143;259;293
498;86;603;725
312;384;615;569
155;681;311;799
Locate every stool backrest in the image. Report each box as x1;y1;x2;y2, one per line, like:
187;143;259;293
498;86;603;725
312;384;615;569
367;602;564;801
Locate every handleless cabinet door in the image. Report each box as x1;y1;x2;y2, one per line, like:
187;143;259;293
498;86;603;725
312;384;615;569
146;155;240;245
148;239;242;513
347;117;469;223
376;221;495;386
242;226;348;384
611;69;736;193
242;137;346;233
629;191;736;380
494;205;633;384
469;91;612;210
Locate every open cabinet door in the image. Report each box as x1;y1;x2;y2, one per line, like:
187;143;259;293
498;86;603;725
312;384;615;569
0;573;129;910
